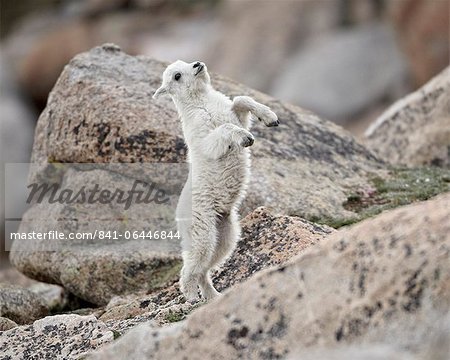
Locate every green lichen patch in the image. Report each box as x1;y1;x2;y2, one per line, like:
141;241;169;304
164;302;203;324
309;166;450;228
112;330;122;340
165;309;186;323
307;216;361;229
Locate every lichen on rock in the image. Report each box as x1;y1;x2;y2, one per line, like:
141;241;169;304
0;315;113;359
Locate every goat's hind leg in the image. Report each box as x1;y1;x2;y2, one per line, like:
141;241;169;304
198;211;240;300
198;271;220;300
180;211;218;302
209;211;240;270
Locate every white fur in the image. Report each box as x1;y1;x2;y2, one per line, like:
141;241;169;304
153;60;278;301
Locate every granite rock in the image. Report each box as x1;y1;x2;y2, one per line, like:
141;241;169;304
0;284;49;325
366;67;450;167
10;165;184;306
0;314;113;359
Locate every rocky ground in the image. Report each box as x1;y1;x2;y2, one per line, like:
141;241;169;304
88;193;450;360
1;45;449;359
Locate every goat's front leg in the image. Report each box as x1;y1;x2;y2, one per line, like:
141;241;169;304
232;96;279;127
200;123;254;159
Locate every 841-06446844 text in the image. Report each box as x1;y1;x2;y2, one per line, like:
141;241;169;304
10;230;181;241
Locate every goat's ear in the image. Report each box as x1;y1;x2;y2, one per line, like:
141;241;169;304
153;85;168;99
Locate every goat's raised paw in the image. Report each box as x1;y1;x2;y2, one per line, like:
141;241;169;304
257;106;279;127
237;129;255;148
229;128;254;148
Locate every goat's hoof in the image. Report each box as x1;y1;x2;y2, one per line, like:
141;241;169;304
244;136;254;147
266;119;280;127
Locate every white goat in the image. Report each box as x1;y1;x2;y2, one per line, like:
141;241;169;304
153;60;278;301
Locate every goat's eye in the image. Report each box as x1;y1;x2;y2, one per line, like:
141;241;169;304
174;73;181;81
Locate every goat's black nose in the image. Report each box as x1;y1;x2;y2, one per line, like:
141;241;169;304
193;62;201;68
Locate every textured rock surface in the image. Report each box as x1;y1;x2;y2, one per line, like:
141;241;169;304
366;67;450;167
0;314;113;359
212;207;334;292
88;193;450;359
98;207;333;333
0;267;72;315
90;321;185;360
0;284;49;325
92;314;450;360
27;283;68;312
287;308;450;360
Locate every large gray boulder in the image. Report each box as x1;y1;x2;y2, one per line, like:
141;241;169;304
365;66;450;167
88;193;450;359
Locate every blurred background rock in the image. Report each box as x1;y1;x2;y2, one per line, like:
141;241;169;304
0;0;449;267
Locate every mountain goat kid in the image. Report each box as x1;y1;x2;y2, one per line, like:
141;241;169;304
153;60;278;301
